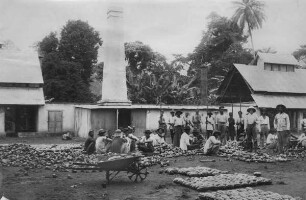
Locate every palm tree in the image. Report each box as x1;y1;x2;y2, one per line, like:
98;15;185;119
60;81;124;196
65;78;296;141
232;0;265;56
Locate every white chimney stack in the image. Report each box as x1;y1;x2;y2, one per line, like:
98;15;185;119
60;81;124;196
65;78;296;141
99;6;131;106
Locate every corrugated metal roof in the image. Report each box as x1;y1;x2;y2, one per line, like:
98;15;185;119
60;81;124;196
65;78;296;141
75;104;220;110
235;64;306;94
0;87;45;105
257;52;299;65
252;94;306;109
0;49;43;84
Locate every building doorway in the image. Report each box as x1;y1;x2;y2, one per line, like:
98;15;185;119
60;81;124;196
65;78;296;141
48;111;63;133
118;109;131;129
5;106;38;136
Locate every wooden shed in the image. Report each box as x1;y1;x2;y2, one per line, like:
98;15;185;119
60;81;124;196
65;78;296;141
0;49;45;136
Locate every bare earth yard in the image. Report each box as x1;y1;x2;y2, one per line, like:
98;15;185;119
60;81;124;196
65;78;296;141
0;137;306;200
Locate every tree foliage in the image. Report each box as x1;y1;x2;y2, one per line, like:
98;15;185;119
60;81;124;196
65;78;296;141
188;14;253;103
293;45;306;62
38;20;102;103
124;42;199;105
232;0;265;54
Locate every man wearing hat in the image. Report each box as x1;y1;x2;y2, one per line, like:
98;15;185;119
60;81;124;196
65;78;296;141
274;104;290;153
244;106;259;152
216;106;228;145
205;112;215;138
168;109;175;143
173;110;184;147
95;129;112;154
138;130;154;153
150;127;166;146
192;109;202;132
203;131;221;155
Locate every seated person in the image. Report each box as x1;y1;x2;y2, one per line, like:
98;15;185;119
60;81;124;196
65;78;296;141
95;129;112;154
126;126;139;152
109;129;129;154
151;128;166;146
62;131;72;140
203;131;221;156
180;126;193;151
297;133;306;148
138;130;154;153
266;131;278;150
84;130;95;155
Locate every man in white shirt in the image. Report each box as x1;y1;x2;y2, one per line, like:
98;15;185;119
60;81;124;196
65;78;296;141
258;108;270;148
274;104;290;153
244;106;259;152
138;130;154;153
173;110;184;147
203;131;221;155
152;127;166;146
205;112;214;139
180;126;192;151
216;106;228;145
95;129;112;154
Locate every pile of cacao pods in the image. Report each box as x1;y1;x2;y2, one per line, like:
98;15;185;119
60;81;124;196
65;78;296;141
0;143;98;171
219;141;290;163
164;166;228;177
198;187;301;200
153;143;204;158
173;173;272;192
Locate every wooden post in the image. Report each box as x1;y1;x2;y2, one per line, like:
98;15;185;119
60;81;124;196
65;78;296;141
116;109;119;129
200;64;208;105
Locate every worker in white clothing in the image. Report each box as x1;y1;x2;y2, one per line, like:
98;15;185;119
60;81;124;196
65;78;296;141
244;106;259;152
258;108;270;148
205;112;215;139
180;126;193;151
203;131;221;155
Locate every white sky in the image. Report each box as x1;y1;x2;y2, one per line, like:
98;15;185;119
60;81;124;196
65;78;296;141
0;0;305;61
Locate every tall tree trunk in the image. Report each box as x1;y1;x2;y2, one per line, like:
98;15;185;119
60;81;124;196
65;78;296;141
248;22;256;57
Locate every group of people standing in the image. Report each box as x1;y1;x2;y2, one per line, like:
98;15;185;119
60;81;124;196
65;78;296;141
159;109;204;148
214;104;291;154
82;104;297;156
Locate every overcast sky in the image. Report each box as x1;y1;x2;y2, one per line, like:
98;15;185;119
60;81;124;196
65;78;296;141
0;0;305;61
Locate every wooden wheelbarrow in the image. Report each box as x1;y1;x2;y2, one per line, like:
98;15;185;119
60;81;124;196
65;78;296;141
70;156;148;183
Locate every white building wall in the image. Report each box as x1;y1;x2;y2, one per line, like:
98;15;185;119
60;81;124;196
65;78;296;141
37;103;76;133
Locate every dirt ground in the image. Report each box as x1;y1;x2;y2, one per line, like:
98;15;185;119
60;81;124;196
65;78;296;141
1;137;306;200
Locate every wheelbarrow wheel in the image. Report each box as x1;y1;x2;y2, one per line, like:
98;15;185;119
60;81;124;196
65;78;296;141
128;162;148;182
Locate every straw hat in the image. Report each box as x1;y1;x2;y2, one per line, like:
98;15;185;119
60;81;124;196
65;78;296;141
247;106;256;113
